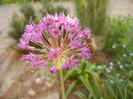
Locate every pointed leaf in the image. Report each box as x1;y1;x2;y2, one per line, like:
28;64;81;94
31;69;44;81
66;80;78;98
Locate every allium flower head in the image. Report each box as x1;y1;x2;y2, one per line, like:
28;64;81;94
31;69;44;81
18;13;94;74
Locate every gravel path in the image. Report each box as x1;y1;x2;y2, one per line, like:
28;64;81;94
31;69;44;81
110;0;133;17
0;5;19;68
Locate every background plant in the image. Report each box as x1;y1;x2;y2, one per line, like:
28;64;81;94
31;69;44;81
103;16;133;81
8;2;68;42
0;0;40;5
40;2;68;16
72;15;133;99
64;59;106;98
73;0;109;35
8;3;38;42
64;58;133;99
104;15;133;55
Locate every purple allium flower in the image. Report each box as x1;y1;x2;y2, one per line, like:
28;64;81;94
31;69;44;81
62;64;67;71
65;55;80;69
50;66;56;74
48;47;61;59
18;13;95;74
80;47;91;59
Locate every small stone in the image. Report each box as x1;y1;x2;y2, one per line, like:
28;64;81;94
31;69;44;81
28;89;35;96
35;78;42;84
31;70;34;73
45;80;54;88
43;86;46;90
41;76;44;79
45;77;51;81
44;92;59;99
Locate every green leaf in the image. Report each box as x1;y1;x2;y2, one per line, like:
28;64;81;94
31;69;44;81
105;82;118;99
79;75;97;99
74;91;87;99
85;69;98;77
64;70;73;81
118;86;124;99
80;58;86;69
66;80;78;98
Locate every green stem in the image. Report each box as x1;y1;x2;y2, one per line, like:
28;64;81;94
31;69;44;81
60;69;65;99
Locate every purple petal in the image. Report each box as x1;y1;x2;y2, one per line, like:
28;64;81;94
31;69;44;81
49;66;56;74
71;62;78;68
42;62;49;66
62;64;67;71
48;55;57;59
67;62;72;70
17;44;27;49
73;59;80;63
28;46;35;51
70;55;75;60
56;47;60;52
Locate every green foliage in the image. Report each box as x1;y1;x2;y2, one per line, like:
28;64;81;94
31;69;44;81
8;13;26;41
74;75;133;99
40;2;68;16
104;15;133;54
64;59;106;98
0;0;39;5
104;16;133;80
64;58;133;99
0;0;2;5
13;92;20;99
74;0;109;35
8;3;38;42
65;80;77;98
8;2;68;42
64;58;106;81
74;91;87;99
20;3;36;20
0;31;2;34
0;0;71;5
